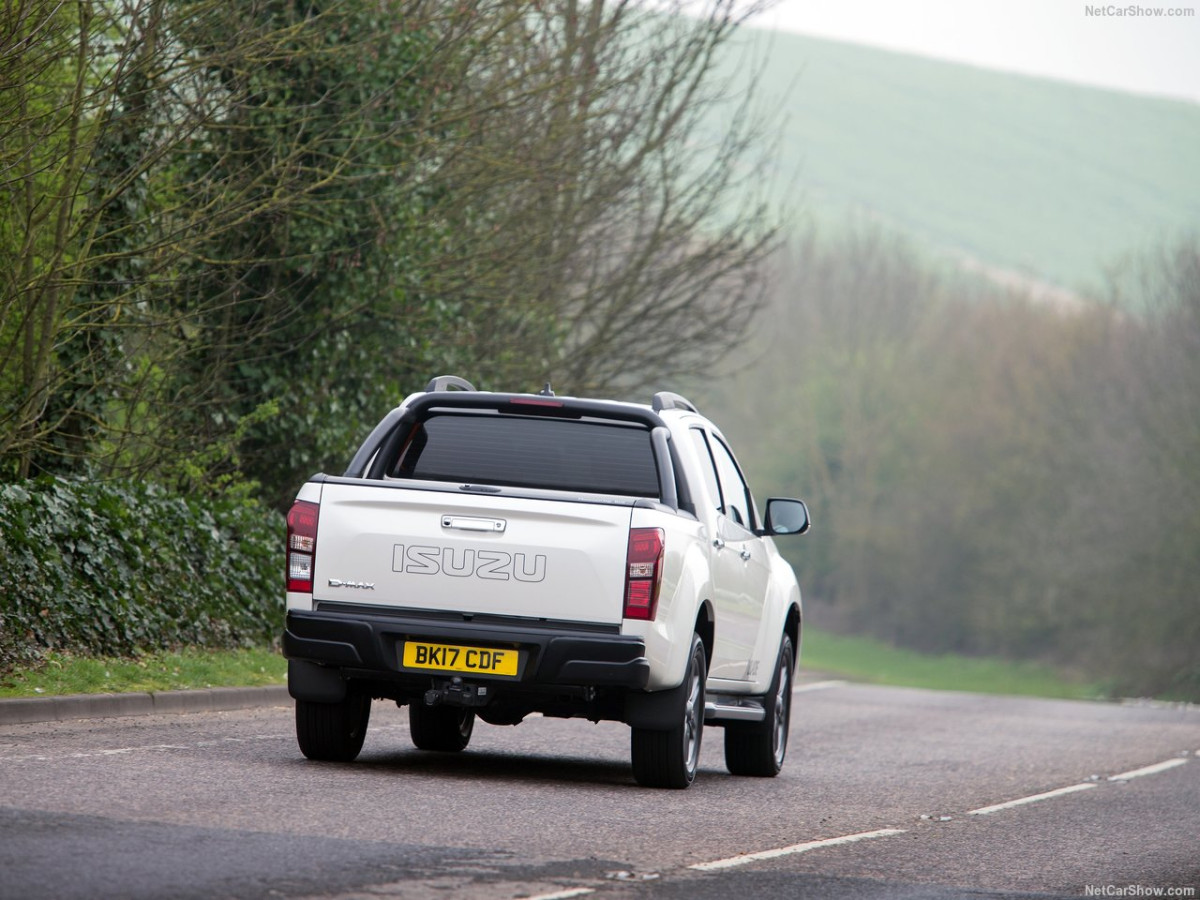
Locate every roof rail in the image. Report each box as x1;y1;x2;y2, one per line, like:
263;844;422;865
424;375;477;393
652;391;698;414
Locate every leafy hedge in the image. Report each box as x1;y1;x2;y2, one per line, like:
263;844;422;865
0;477;283;673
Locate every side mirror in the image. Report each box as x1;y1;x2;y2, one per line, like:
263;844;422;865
761;498;810;536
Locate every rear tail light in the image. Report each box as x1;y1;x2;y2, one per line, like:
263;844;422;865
286;500;319;592
624;527;664;620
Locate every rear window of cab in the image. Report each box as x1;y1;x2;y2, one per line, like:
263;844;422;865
387;413;660;497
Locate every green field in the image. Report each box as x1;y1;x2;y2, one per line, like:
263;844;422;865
710;28;1200;292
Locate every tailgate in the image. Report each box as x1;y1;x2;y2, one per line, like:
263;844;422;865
312;482;634;625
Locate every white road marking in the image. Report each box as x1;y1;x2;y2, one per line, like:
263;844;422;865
519;890;594;900
0;735;292;763
794;680;847;693
967;782;1098;815
0;724;416;764
969;756;1190;815
1109;757;1188;781
3;744;187;763
689;828;907;872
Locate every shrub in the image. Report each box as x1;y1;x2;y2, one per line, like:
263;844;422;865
0;477;282;673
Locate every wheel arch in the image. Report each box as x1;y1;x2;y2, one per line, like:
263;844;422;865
694;599;715;670
785;602;801;672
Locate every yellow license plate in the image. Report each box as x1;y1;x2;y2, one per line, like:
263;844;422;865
402;641;519;677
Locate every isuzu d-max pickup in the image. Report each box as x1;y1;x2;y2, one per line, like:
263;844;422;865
283;376;809;788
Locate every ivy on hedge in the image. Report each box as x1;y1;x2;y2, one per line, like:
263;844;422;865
0;477;283;672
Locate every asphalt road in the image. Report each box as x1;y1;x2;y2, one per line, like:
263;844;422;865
1;680;1197;900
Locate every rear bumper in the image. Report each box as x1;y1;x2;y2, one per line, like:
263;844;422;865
283;608;650;698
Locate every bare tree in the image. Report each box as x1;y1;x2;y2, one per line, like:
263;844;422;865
418;0;780;396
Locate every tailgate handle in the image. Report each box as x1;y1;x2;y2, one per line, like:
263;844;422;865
442;515;507;534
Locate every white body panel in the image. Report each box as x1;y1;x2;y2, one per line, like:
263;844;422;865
708;515;773;681
308;481;634;625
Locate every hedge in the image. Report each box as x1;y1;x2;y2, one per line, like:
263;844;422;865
0;477;283;673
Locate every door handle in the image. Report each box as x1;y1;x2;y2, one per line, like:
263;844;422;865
712;537;725;550
740;548;752;561
442;515;506;533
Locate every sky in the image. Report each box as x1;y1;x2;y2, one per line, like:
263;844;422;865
756;0;1200;104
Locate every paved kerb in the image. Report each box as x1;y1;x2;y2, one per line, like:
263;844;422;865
0;685;291;726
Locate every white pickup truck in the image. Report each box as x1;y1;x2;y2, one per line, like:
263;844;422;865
283;376;809;788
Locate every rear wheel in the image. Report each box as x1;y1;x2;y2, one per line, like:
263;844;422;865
631;633;706;789
409;704;475;752
295;693;371;762
724;634;793;777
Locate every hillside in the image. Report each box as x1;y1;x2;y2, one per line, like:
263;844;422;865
712;28;1200;291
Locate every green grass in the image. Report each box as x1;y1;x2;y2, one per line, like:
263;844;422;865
800;628;1104;700
0;648;286;698
0;632;1102;701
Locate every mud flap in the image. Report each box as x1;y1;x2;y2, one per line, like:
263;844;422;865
623;676;688;729
288;659;348;703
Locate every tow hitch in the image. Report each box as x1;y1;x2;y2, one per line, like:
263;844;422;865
424;676;491;708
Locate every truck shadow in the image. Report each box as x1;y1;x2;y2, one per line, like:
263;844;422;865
356;747;637;787
290;747;729;790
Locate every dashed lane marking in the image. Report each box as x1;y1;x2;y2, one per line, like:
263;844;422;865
1109;757;1189;781
969;756;1191;815
688;828;907;872
967;782;1098;816
690;757;1190;875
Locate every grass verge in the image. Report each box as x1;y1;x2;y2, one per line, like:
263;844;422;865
0;648;286;698
801;628;1105;700
0;631;1105;701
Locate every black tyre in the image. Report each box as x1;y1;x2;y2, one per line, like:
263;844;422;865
295;693;371;762
724;634;793;777
630;633;706;789
409;703;475;752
